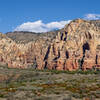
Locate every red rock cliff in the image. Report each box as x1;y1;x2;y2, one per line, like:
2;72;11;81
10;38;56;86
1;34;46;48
0;19;100;71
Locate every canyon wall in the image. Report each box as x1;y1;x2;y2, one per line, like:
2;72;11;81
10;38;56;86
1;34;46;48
0;19;100;71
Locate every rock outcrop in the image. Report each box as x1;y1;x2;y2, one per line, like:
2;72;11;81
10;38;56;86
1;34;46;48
0;19;100;71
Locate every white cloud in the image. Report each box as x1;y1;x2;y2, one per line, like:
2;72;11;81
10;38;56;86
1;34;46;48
84;14;100;20
14;20;71;33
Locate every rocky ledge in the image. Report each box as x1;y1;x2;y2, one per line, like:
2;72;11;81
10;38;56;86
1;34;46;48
0;19;100;71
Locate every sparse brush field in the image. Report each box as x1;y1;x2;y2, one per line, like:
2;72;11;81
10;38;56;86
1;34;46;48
0;67;100;100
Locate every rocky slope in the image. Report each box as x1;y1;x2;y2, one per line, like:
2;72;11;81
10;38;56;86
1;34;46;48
0;19;100;71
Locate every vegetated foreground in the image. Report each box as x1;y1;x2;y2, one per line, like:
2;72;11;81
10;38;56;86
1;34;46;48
0;67;100;100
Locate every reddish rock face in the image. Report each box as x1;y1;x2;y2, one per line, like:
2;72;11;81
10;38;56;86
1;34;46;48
56;60;64;70
64;58;79;71
46;61;56;70
0;19;100;71
81;51;96;70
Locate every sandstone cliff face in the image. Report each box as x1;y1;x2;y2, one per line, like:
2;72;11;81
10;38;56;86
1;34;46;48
1;19;100;71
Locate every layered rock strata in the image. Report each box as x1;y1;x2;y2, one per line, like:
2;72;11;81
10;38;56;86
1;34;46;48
0;19;100;71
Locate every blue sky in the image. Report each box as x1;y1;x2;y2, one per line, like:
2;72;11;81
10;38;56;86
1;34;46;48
0;0;100;33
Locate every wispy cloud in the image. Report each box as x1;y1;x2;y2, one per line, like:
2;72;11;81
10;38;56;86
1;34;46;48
84;14;100;20
14;20;71;33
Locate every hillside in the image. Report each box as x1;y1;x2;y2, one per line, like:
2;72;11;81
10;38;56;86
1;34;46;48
0;19;100;71
6;30;59;43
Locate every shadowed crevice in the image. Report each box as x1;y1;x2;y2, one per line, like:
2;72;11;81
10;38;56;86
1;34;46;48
44;61;48;69
44;45;51;61
53;50;60;61
96;55;98;64
66;51;69;59
61;33;63;40
83;42;90;55
80;42;90;68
